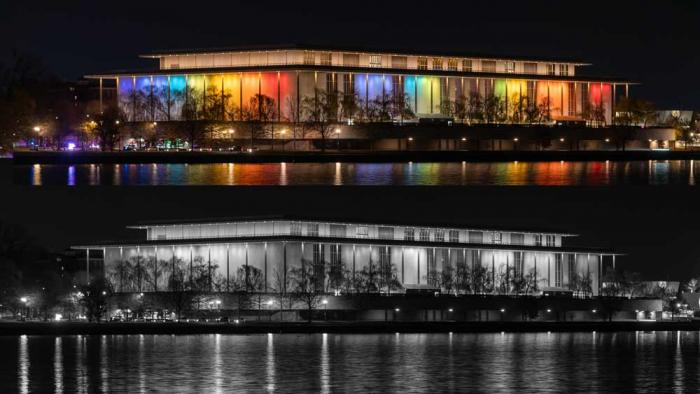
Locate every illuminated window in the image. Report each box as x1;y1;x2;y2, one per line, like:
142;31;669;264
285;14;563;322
330;224;347;237
523;62;537;74
434;230;445;242
303;52;315;65
290;222;302;236
320;52;332;66
449;230;459;243
369;55;382;68
404;228;415;241
555;254;563;287
493;232;502;244
306;223;319;236
482;60;496;73
343;53;359;67
462;59;473;72
378;226;394;240
505;61;516;73
432;58;443;70
559;64;569;76
468;231;483;243
419;229;430;241
356;226;369;237
343;74;354;95
514;252;523;277
448;58;458;71
326;73;337;93
546;64;555;75
511;233;524;245
417;57;428;70
534;234;543;246
545;235;555;246
392;56;407;68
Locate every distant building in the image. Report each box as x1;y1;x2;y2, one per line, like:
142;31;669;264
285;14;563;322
72;215;620;296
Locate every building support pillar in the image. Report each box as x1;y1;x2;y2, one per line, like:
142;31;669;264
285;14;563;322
86;249;90;285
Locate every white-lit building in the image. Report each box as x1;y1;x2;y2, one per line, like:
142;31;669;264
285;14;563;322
73;216;619;297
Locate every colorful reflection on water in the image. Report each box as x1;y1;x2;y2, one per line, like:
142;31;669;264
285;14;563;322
2;332;700;392
14;160;700;186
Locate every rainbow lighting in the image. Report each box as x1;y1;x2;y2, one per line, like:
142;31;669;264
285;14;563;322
86;44;632;125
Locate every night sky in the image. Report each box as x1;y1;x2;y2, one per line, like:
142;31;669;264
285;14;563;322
1;183;698;281
1;0;699;109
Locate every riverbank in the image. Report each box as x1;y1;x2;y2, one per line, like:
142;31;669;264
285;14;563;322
1;320;697;335
10;149;700;165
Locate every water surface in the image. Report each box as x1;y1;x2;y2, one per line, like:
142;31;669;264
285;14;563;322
1;332;699;393
12;160;700;186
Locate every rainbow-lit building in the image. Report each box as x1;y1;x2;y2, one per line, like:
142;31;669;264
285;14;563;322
88;45;630;126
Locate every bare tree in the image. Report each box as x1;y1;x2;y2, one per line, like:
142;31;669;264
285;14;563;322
302;89;340;151
289;259;325;322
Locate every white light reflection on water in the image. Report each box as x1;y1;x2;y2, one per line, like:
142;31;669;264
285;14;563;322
4;332;700;392
18;335;28;394
54;337;63;394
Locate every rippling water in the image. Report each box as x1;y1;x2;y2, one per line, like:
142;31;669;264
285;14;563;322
11;160;700;186
1;332;699;392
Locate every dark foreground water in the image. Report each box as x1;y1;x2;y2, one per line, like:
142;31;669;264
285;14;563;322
11;160;700;185
1;332;699;393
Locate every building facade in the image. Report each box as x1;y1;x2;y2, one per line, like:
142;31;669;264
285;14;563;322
87;45;630;126
73;216;619;297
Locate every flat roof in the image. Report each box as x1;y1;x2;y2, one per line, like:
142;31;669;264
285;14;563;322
71;234;621;255
139;43;590;65
126;214;577;237
84;64;634;84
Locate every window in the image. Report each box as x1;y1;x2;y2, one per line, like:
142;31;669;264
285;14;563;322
290;222;302;236
391;56;407;69
555;254;563;287
378;226;394;240
169;64;180;70
432;58;443;70
481;60;496;72
493;232;502;244
505;61;516;73
320;52;332;66
369;55;382;68
330;224;347;237
514;251;524;277
534;234;543;246
545;235;556;247
462;59;473;72
449;230;460;243
379;246;392;288
343;53;359;67
417;57;428;70
523;62;537;74
404;228;415;241
468;231;483;243
447;58;458;71
356;226;369;237
325;73;337;93
559;64;569;76
419;229;430;241
546;63;555;75
312;244;325;290
434;230;445;242
511;233;524;245
343;74;354;95
306;223;319;237
303;52;315;65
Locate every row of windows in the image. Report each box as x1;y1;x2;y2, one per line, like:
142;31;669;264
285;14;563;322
298;52;571;75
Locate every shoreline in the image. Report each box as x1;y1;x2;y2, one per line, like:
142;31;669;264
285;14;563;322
1;320;697;336
9;150;700;165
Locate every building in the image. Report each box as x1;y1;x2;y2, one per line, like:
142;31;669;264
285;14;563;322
86;45;631;127
72;215;620;297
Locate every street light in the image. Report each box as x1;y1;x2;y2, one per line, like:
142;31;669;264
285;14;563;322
335;128;341;150
322;299;328;321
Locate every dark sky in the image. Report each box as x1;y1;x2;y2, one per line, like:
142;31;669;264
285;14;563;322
1;183;698;281
1;0;699;108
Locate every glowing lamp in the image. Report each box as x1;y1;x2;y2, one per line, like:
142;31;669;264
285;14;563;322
20;297;28;303
513;137;519;142
500;308;505;313
448;308;454;312
394;308;400;312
